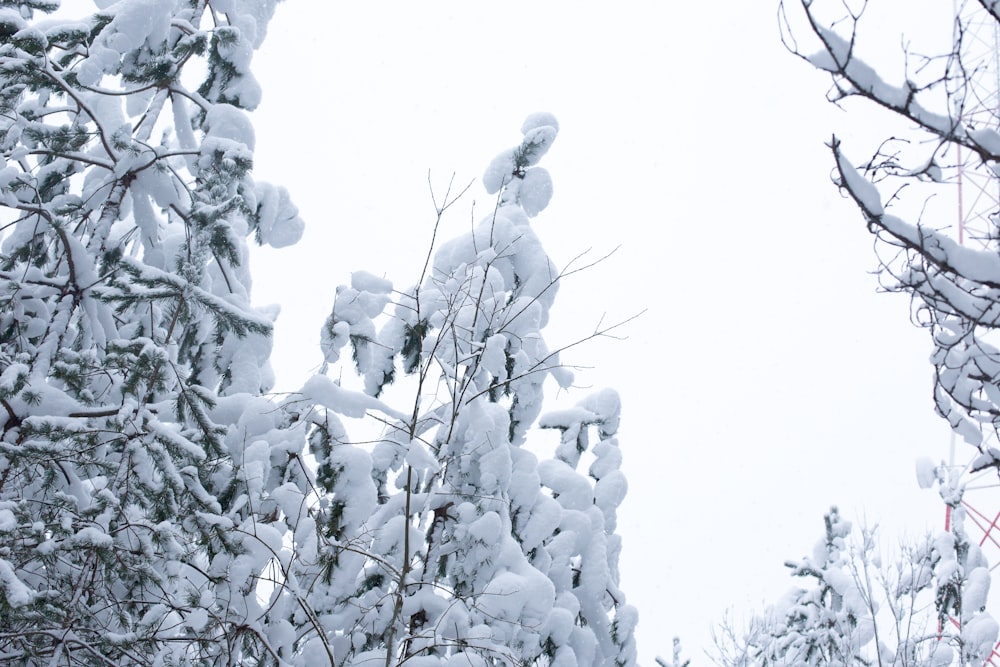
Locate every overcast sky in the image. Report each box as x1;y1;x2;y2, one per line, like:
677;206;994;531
241;1;992;661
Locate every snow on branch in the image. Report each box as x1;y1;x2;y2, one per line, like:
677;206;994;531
786;0;1000;461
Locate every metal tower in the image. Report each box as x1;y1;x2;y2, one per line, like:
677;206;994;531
946;1;1000;663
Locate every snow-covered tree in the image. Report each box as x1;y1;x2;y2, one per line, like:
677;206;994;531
0;0;312;664
781;0;1000;470
780;0;1000;664
277;114;638;666
712;500;996;666
0;2;636;665
781;0;1000;660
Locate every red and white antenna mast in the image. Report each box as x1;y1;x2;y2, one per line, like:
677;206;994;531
945;1;1000;663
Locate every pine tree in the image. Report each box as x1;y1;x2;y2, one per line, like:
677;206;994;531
0;0;304;663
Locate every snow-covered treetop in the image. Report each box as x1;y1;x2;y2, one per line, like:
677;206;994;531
298;114;637;666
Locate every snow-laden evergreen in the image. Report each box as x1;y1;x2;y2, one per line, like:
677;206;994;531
0;2;636;665
280;114;638;666
0;0;304;663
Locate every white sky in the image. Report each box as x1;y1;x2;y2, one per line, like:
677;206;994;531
243;1;992;662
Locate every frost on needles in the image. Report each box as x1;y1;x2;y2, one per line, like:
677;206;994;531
0;1;637;664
